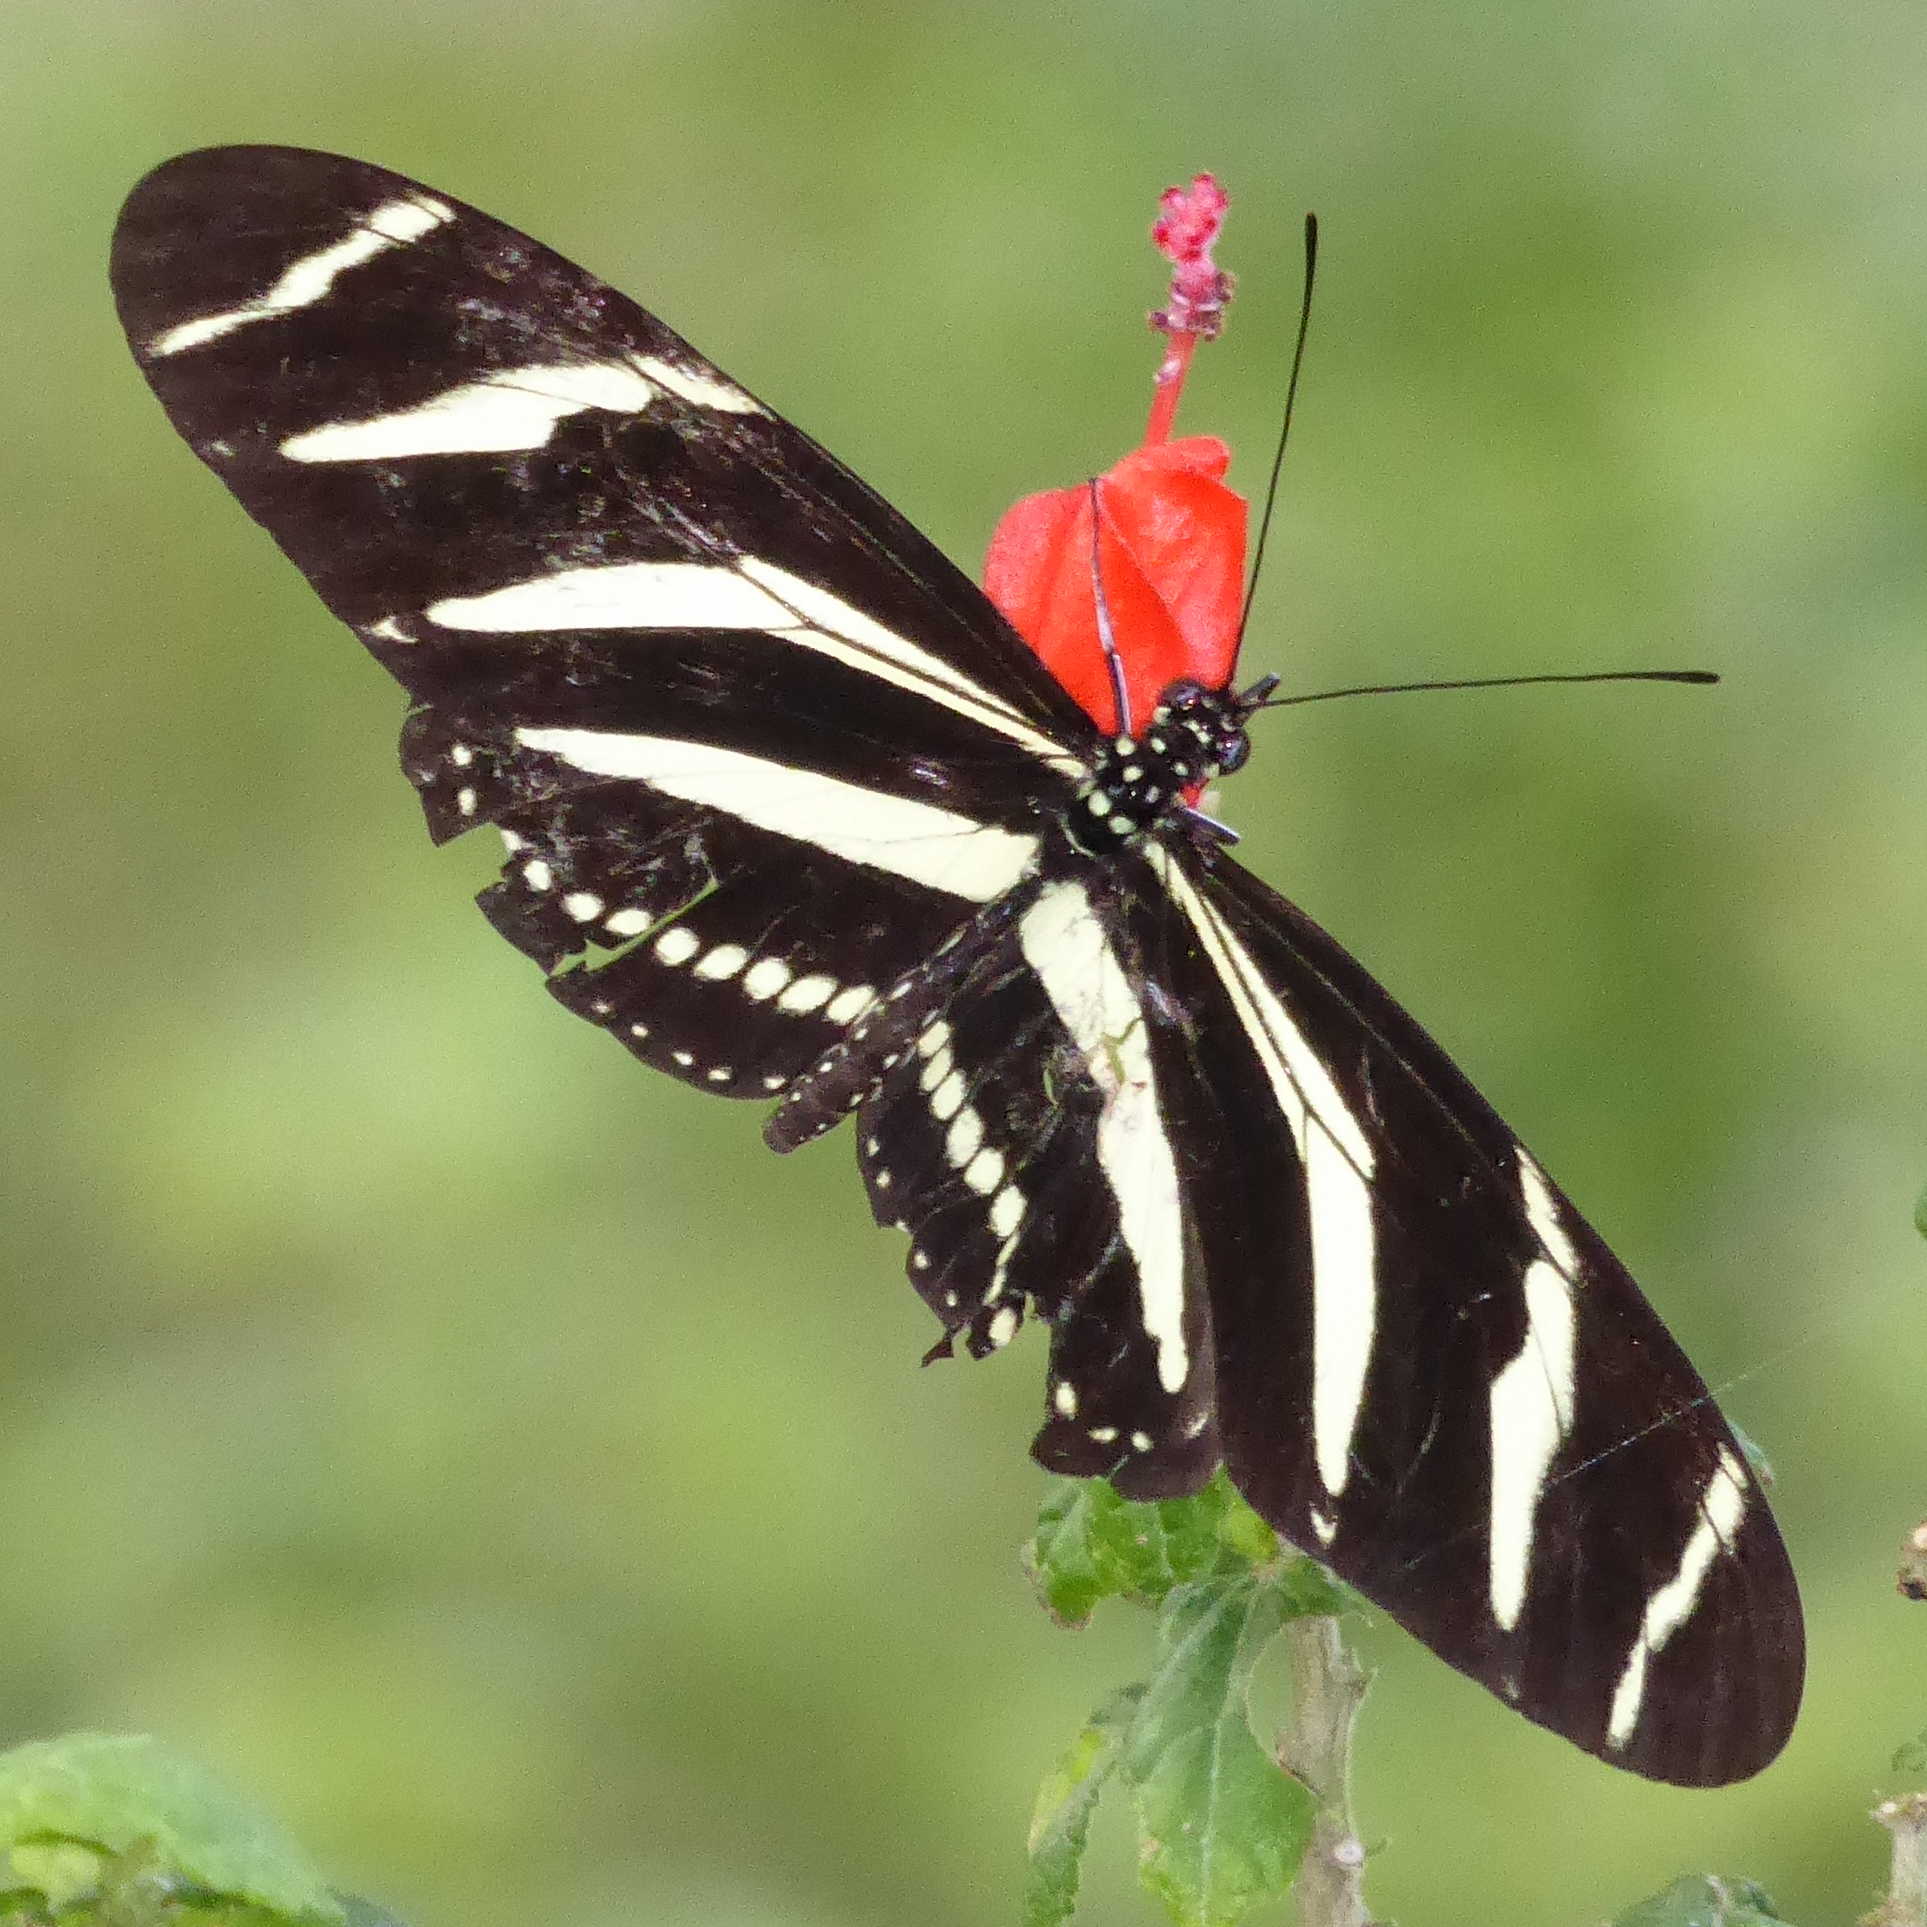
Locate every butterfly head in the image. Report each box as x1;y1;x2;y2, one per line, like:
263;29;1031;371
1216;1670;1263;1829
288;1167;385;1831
1065;677;1268;856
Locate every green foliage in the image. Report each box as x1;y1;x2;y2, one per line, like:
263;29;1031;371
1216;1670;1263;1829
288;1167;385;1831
1894;1733;1927;1780
1024;1470;1279;1624
1611;1874;1793;1927
1023;1689;1141;1927
1123;1576;1318;1927
1021;1475;1345;1927
0;1736;342;1927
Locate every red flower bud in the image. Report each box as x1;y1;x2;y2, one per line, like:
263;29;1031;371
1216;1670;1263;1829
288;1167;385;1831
983;436;1247;736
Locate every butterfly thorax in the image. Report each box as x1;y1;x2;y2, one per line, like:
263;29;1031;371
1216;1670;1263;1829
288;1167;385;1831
1064;680;1252;856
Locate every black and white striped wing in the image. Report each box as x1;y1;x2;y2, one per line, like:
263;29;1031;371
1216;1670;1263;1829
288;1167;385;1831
111;145;1094;1099
112;144;1802;1788
1154;849;1800;1783
841;837;1800;1783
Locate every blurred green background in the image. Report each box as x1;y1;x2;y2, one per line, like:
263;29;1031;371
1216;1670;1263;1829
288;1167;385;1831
4;2;1925;1922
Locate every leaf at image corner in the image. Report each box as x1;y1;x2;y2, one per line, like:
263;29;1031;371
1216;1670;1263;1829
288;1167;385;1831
1023;1687;1143;1927
1612;1872;1793;1927
1123;1575;1316;1927
0;1735;341;1925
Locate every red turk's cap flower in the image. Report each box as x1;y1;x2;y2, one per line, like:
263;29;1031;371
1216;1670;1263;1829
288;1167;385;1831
983;173;1246;739
983;438;1247;737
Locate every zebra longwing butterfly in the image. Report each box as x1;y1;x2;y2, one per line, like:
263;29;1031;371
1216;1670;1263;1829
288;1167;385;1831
110;146;1802;1785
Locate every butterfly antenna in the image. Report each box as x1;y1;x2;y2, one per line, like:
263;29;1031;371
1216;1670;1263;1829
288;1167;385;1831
1235;212;1319;658
1087;477;1133;734
1253;667;1719;709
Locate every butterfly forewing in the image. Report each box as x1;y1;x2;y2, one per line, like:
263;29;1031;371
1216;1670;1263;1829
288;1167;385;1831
112;144;1801;1786
112;145;1093;1102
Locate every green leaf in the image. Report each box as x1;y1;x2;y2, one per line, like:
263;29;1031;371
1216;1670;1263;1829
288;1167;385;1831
1611;1873;1792;1927
1269;1558;1357;1619
1894;1732;1927;1778
1121;1575;1316;1927
1024;1472;1286;1625
1023;1687;1142;1927
1915;1182;1927;1238
0;1735;342;1925
1026;1482;1115;1625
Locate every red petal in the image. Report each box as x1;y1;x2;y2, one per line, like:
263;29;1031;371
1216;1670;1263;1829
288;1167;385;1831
983;436;1248;736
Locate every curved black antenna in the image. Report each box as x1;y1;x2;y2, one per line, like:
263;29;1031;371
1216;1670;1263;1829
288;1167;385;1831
1087;476;1133;734
1252;667;1719;710
1235;211;1319;657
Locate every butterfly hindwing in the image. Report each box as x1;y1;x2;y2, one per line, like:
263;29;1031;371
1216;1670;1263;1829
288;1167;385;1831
851;861;1222;1498
1153;850;1802;1781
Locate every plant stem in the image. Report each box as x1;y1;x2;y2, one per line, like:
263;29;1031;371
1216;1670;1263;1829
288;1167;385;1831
1276;1613;1374;1927
1871;1793;1927;1927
